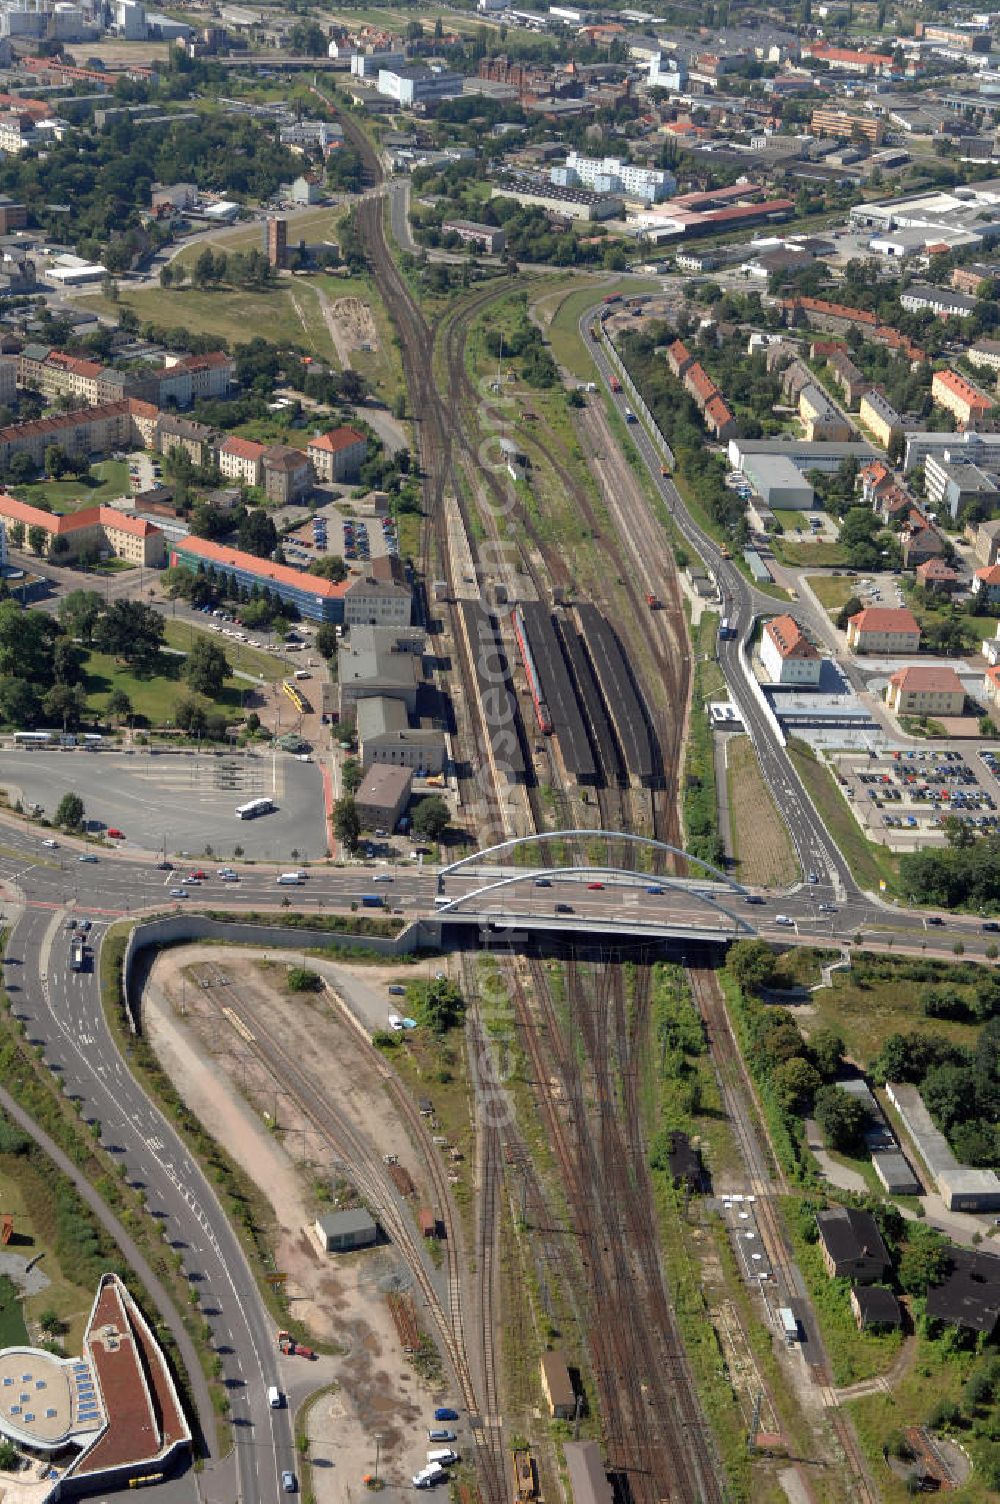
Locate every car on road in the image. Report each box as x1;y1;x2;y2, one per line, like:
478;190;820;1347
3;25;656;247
807;871;819;883
373;873;393;882
433;1409;459;1422
282;1473;297;1494
587;881;605;890
182;875;201;885
77;854;98;863
646;885;664;895
188;869;207;880
220;873;239;882
388;984;406;996
818;903;837;913
107;828;125;840
155;860;173;870
427;1430;456;1442
744;894;764;904
78;920;91;933
927;916;944;926
983;921;1000;933
41;838;58;848
534;878;551;887
775;914;794;927
169;888;189;898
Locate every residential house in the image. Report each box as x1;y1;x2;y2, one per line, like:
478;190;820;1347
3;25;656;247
307;426;368;484
915;557;959;594
799;384;852;441
262;444;312;505
931;369;995;430
704;394;737;441
886;665;965;718
156;414;217;467
666;339;693;379
218;435;266;488
827;349;868;409
899;283;978;319
859;390;903;450
973;563;1000;606
965;336;1000;374
846;606;921;654
901;524;945;569
353;762;413;831
974;518;1000;566
0;493;165;566
683;361;717;408
815;1207;890;1284
760;613;822;685
982;664;1000;707
925;454;1000;519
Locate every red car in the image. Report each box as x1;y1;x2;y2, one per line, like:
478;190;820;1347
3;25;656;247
188;869;207;880
587;881;605;890
107;827;124;839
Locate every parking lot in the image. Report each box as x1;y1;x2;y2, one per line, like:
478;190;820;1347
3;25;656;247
283;500;399;572
834;747;1000;848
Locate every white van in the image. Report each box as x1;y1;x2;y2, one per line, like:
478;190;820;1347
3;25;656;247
268;1386;283;1408
412;1466;446;1490
426;1450;458;1467
277;873;304;886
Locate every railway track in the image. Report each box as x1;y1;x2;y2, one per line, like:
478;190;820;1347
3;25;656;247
506;952;722;1504
686;968;879;1503
191;960;508;1504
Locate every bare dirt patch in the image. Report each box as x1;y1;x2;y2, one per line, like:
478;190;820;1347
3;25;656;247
144;947;445;1499
327;297;379;367
726;735;799;888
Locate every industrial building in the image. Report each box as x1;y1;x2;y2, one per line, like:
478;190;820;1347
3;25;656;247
491;172;623;221
314;1209;378;1253
563;1444;613;1504
815;1207;890;1284
730;437;876;475
338;627;423;714
376;65;463;106
887;1082;1000;1211
926;1248;1000;1337
742;453;814;509
539;1352;575;1420
353;763;413;831
441;219;506;253
356;695;446;773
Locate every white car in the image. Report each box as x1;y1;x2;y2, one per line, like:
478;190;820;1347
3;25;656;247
41;838;58;848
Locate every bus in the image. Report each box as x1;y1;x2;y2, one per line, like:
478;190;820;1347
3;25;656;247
719;618;735;641
70;936;86;972
235;797;274;820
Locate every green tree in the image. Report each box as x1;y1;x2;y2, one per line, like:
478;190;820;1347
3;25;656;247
237;509;277;559
27;524;48;557
836;595;863;631
44;444;68;479
809;1027;845;1080
58;590;103;645
898;1225;949;1295
43;682;86;730
770;1056;821;1115
333;796;361;853
727;938;776;993
0;677;40;726
813;1085;867;1152
341;757;364;796
287;967;323;993
0;604;57;685
184;636;230;698
174;695;207;736
52;636;84;686
316;622;338;659
307;554;348;583
408;976;465;1035
93;600;164;671
8;452;36;485
54;792;85;830
0;1439;19;1471
106;687;132;724
411;795;449;841
7;521;23;549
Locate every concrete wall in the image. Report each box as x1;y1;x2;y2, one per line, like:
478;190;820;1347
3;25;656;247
122;914;420;1032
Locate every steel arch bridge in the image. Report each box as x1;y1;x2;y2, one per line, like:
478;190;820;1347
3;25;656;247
434;831;754;935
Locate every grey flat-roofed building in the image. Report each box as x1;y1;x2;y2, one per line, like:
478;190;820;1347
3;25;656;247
354;763;413;831
744;453;815;509
357;694;446;773
338;632;423;715
315;1208;378;1252
887;1081;1000;1211
563;1443;613;1504
729;437;877;474
926;1247;1000;1336
872;1149;922;1196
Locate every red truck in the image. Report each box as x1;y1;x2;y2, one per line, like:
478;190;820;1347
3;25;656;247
277;1330;316;1360
609;376;622;393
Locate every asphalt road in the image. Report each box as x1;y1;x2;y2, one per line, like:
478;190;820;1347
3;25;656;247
4;890;295;1504
578;311;857;898
0;750;325;862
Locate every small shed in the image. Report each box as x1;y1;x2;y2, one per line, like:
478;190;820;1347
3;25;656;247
418;1208;437;1238
315;1208;378;1253
539;1350;575;1420
850;1285;902;1332
666;1131;703;1192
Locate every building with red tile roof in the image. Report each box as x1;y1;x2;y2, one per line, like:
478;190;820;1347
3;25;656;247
0;494;165;565
761;613;822;684
915;557;959;593
704;394;737;440
666;339;693;379
973;563;1000;606
887;665;966;717
683;361;718;406
306;425;368;483
846;606;921;654
218;434;267;487
931;368;995;430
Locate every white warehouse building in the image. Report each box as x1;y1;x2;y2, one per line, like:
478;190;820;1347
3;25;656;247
551;151;675;203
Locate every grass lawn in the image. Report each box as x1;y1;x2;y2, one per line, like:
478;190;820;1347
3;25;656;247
0;1154;93;1351
787;739;898;896
170;207;346;271
771;509;812;535
0;1274;27;1346
162;619;290;683
726;735;799;887
774;539;850;568
75;285;336;362
81;642;268;726
540;277;660;380
805;573;857;613
12;460;130;514
796;949;982;1070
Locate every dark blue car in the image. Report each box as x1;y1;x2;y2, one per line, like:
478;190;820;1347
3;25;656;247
434;1408;459;1422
